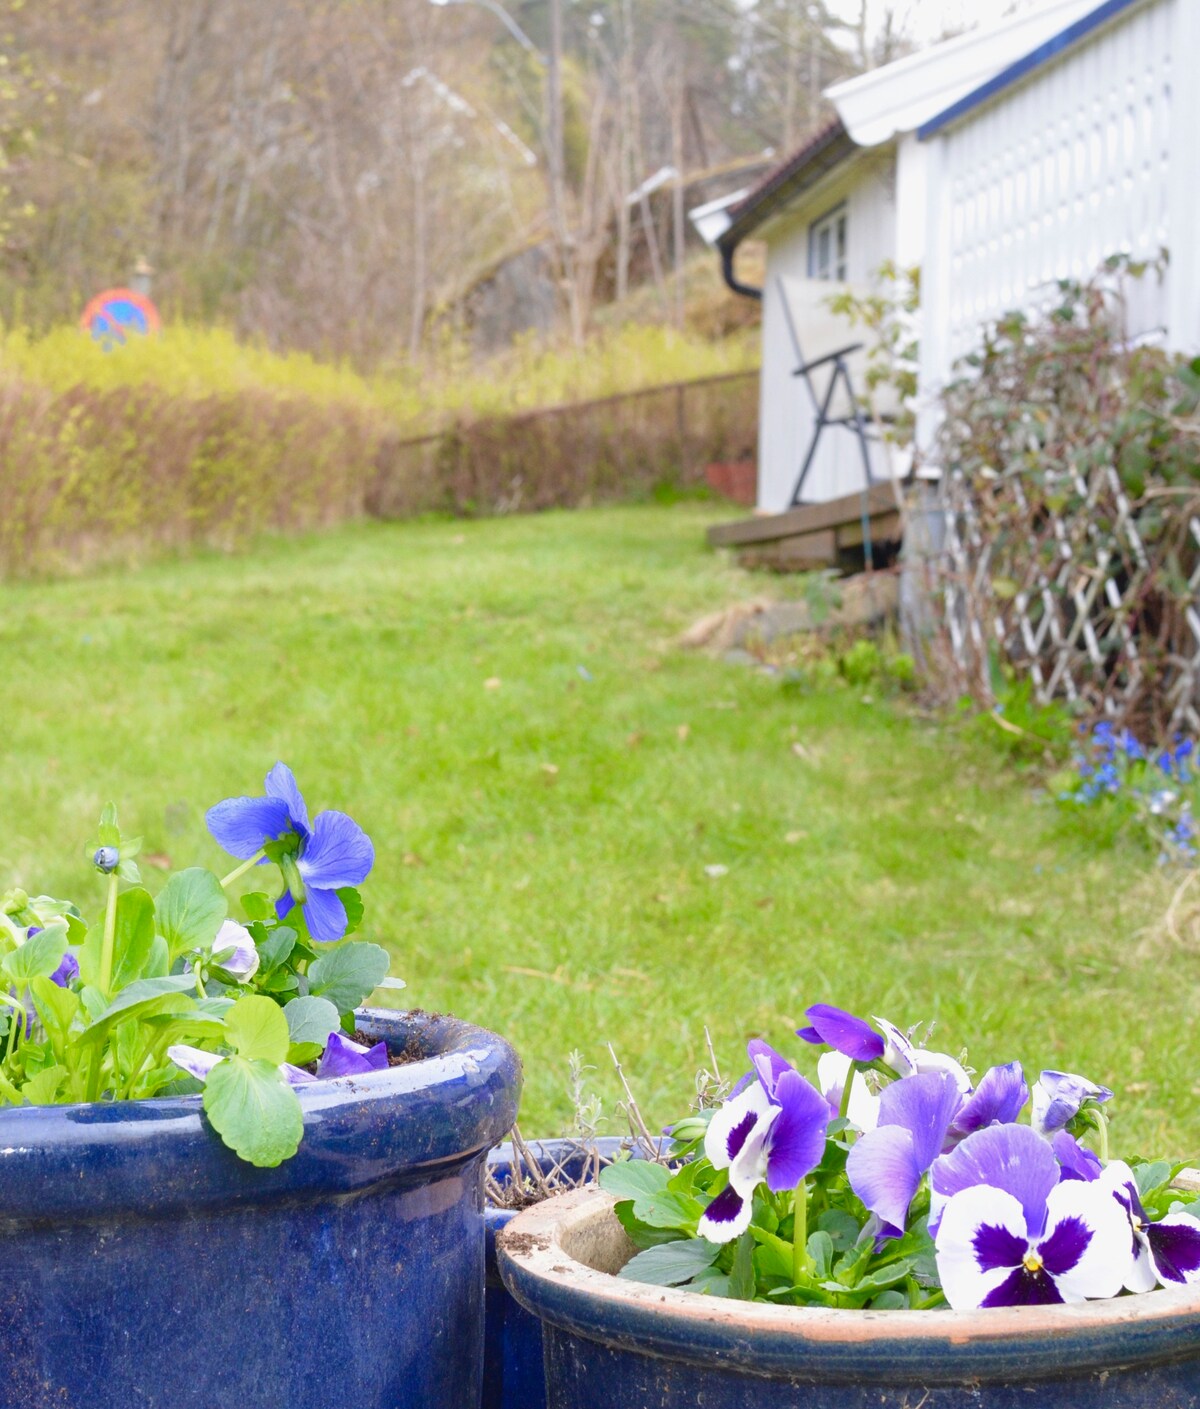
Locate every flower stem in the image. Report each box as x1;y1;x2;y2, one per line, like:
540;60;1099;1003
97;871;120;996
838;1060;858;1122
1096;1110;1110;1164
219;849;266;890
792;1178;808;1287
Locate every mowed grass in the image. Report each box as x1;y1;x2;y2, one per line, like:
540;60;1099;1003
1;506;1196;1153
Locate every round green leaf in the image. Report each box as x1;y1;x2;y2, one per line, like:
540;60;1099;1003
224;994;290;1065
203;1056;304;1167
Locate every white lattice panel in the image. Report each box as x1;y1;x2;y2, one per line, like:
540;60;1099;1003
941;0;1173;369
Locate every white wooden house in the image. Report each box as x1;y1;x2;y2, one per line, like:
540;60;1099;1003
711;0;1199;517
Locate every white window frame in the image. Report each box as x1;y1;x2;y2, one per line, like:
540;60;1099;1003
808;203;848;282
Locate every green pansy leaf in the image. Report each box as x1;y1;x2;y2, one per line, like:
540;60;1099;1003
240;892;273;922
287;1041;323;1066
260;970;300;995
807;1230;834;1281
97;804;120;848
617;1238;720;1286
144;935;170;980
1134;1160;1173;1198
3;924;69;983
110;887;157;991
598;1161;672;1200
256;927;297;974
224;994;290;1065
613;1199;687;1249
78;975;198;1046
727;1229;757;1301
202;1056;304;1167
336;887;365;937
283;995;340;1047
117;860;141;885
28;978;80;1054
22;1066;69;1105
631;1189;701;1231
307;942;390;1015
155;868;228;962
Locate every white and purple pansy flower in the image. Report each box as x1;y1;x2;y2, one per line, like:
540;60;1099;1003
1031;1070;1113;1137
874;1016;972;1094
846;1070;962;1235
817;1051;880;1132
168;1044;318;1088
204;920;260;983
206;763;374;944
1100;1161;1200;1292
317;1031;389;1079
932;1124;1130;1308
698;1039;830;1244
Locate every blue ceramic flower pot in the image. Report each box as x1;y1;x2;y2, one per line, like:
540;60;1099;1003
499;1189;1200;1409
0;1008;521;1409
484;1137;636;1409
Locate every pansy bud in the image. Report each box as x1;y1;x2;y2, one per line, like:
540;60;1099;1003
208;920;260;983
93;847;120;873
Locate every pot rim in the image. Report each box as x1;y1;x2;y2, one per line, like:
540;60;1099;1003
0;1008;522;1220
497;1188;1200;1386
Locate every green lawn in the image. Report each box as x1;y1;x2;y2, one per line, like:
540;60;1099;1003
1;506;1195;1153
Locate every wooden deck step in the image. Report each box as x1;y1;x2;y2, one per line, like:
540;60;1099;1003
707;483;901;549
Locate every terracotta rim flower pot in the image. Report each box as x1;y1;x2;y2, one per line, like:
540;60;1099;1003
498;1187;1200;1408
0;1008;521;1409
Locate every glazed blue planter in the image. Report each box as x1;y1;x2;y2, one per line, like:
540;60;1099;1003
500;1189;1200;1409
484;1137;634;1409
0;1008;520;1409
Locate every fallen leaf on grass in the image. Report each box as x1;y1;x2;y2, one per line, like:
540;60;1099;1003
756;897;775;909
142;852;172;871
791;742;813;760
626;732;645;749
541;763;559;781
502;964;593;991
484;677;502;690
677;724;690;741
403;853;425;867
784;830;806;844
704;864;729;878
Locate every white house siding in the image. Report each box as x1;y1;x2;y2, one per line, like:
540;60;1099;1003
920;0;1174;402
757;154;898;511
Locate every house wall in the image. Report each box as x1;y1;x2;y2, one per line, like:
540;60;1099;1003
919;0;1177;430
757;154;899;512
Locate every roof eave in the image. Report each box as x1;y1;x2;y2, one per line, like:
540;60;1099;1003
717;125;859;253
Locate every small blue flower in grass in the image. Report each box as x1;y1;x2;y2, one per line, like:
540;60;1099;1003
206;763;374;943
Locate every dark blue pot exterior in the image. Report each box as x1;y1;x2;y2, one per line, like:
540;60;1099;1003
500;1190;1200;1409
483;1137;636;1409
0;1008;521;1409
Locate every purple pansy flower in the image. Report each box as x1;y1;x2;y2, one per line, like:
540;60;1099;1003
1052;1131;1103;1183
846;1071;962;1234
796;1004;885;1063
698;1040;830;1244
168;1044;317;1088
206;763;374;944
1031;1070;1113;1137
1100;1161;1200;1292
948;1061;1029;1143
317;1031;389;1079
932;1124;1129;1308
49;951;79;989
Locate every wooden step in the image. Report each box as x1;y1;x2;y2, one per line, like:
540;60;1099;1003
708;482;901;548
